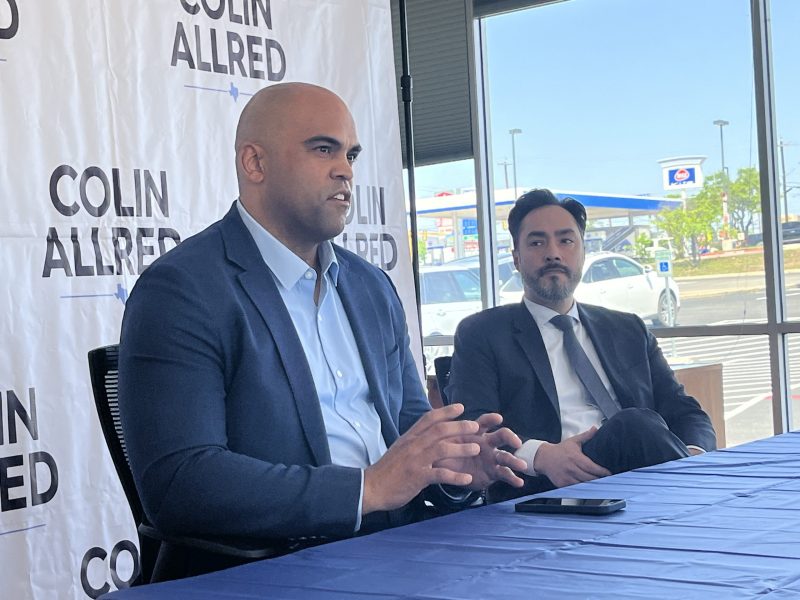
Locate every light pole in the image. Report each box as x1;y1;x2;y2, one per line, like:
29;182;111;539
509;128;522;197
713;119;729;179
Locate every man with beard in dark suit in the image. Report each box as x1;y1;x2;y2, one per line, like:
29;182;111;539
447;189;716;502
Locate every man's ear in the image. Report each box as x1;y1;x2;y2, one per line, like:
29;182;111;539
512;248;520;271
238;143;266;184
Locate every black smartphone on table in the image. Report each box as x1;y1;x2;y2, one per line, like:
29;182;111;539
515;497;626;515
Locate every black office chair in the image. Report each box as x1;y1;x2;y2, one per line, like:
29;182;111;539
433;356;453;405
429;354;484;508
88;344;278;585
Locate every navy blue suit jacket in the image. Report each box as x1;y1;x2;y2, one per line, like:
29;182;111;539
447;302;716;493
118;204;430;541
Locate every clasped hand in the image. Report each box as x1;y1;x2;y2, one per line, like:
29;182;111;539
533;427;611;488
362;404;527;514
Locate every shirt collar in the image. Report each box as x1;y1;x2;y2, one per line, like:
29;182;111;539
236;199;339;288
523;296;580;330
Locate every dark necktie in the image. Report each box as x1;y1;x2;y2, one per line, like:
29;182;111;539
550;314;620;419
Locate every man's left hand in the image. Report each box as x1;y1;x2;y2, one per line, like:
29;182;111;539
435;412;527;490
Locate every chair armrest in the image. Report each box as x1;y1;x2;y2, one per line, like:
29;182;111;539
137;524;280;560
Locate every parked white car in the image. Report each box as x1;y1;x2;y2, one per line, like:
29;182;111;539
419;265;483;336
446;253;517;287
499;252;680;326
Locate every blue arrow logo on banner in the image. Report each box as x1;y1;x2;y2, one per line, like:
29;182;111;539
61;284;128;305
184;81;254;102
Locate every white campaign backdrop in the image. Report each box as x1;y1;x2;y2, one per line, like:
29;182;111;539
0;1;420;597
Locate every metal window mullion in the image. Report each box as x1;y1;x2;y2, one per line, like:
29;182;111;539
467;6;499;309
751;0;790;434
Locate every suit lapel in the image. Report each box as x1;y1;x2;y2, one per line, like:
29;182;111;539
335;252;400;446
578;304;630;406
512;303;560;415
219;205;331;465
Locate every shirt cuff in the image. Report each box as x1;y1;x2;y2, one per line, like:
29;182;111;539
686;445;705;454
354;468;364;533
515;439;547;476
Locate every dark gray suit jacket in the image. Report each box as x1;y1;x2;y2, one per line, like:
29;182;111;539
447;302;716;495
119;203;430;544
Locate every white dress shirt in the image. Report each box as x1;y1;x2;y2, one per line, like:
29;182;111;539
237;201;385;528
514;298;703;475
514;299;618;475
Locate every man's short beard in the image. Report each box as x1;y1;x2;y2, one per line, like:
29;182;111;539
524;266;581;303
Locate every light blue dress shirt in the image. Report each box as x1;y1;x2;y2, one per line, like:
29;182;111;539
237;201;387;527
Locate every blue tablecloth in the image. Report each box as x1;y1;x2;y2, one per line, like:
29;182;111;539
102;432;800;599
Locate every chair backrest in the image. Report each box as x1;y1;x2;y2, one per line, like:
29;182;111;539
88;344;278;584
433;356;453;406
90;344;164;584
88;344;146;527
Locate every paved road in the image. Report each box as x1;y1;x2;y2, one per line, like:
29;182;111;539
676;270;800;300
657;276;800;446
665;270;800;324
661;334;800;447
677;287;769;325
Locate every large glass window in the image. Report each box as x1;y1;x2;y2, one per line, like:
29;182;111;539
662;335;774;447
788;333;800;431
483;0;766;330
771;0;800;320
410;160;481;373
408;0;799;439
773;0;800;429
470;0;780;445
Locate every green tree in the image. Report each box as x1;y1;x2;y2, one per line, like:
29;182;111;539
417;238;427;264
656;168;760;262
689;168;760;239
728;167;760;237
633;232;652;259
656;189;721;263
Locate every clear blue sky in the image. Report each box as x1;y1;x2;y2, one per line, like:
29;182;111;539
413;0;800;212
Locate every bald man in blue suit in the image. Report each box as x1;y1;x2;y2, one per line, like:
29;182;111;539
118;83;527;582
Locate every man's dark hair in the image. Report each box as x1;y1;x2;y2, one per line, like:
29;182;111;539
508;189;587;247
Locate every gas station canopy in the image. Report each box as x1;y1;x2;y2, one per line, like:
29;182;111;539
414;188;683;221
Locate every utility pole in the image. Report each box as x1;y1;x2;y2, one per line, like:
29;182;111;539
498;158;511;189
713;119;730;239
509;128;522;198
780;139;788;219
778;140;797;219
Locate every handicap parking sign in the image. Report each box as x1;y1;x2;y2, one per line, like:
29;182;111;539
654;249;672;277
